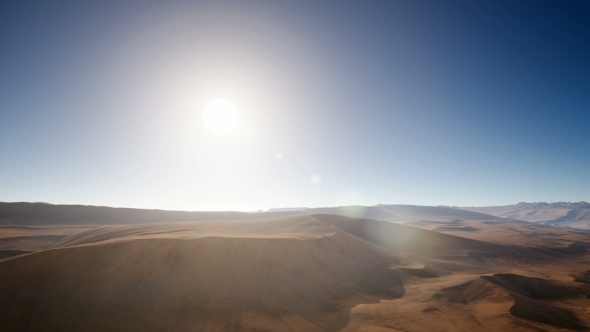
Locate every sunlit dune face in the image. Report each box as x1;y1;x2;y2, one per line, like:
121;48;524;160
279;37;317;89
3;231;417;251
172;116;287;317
203;100;239;135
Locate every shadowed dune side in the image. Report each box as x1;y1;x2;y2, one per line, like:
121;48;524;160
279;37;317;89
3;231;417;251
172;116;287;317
483;274;590;300
433;278;511;305
508;293;586;331
572;270;590;284
312;214;503;253
431;276;590;331
0;250;31;260
307;205;590;253
481;274;590;330
307;204;501;222
313;215;590;268
0;216;404;332
0;225;99;252
375;204;501;220
0;234;68;251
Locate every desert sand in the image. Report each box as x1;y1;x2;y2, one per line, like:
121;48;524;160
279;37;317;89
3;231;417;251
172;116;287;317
1;203;590;331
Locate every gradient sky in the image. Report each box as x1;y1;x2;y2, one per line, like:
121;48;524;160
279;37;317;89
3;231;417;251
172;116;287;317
1;0;589;211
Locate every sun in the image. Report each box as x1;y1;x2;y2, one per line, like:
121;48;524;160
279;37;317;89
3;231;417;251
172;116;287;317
203;99;239;135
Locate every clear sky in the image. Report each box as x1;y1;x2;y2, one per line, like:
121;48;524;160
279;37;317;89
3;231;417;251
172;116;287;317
1;0;589;211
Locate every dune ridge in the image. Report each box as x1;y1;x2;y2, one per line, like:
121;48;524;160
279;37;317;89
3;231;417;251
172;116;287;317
481;274;590;330
2;213;590;331
0;215;404;331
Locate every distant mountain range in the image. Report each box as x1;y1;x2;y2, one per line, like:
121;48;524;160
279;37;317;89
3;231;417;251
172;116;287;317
0;202;498;226
459;202;590;229
0;202;302;226
2;201;589;230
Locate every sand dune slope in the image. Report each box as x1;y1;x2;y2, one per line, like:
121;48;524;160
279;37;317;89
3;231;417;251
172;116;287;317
0;216;403;332
482;274;590;330
3;214;590;331
307;204;499;222
313;214;502;253
52;216;337;248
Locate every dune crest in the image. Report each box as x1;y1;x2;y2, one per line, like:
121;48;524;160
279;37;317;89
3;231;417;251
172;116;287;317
0;216;404;331
2;213;590;331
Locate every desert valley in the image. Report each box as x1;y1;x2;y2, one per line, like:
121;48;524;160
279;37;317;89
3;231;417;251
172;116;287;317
2;202;590;331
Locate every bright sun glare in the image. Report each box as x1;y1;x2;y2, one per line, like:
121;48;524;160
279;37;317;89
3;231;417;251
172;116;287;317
203;100;239;135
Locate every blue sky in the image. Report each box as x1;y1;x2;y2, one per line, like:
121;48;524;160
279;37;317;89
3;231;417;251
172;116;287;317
1;0;589;211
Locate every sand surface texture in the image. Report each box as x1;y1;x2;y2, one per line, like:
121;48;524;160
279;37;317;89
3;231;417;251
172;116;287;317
1;208;590;331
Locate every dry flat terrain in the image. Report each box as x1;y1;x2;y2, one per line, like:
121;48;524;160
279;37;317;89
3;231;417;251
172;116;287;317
1;203;590;331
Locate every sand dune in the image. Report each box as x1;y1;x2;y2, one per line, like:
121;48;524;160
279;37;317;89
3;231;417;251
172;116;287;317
432;278;507;304
430;276;588;331
308;204;500;222
0;215;404;331
0;225;98;254
572;270;590;284
313;214;503;253
2;211;590;331
481;274;590;330
483;274;590;300
53;216;336;248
